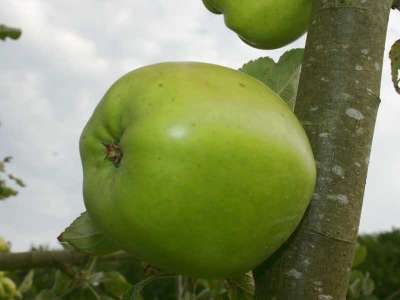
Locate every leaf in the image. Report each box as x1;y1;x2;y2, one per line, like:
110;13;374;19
352;242;367;268
389;39;400;94
18;270;34;294
100;271;132;299
3;157;12;163
8;174;26;187
67;286;102;300
0;182;17;200
123;274;176;300
0;24;22;41
348;271;363;298
34;289;61;300
58;212;121;255
361;273;375;296
240;49;305;110
52;270;72;295
226;271;255;300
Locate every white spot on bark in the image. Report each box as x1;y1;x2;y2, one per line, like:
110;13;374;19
337;194;349;205
313;193;321;200
355;162;361;167
327;194;349;205
321;77;329;82
374;62;381;72
361;49;369;55
314;281;323;286
342;44;349;49
355;65;363;71
318;213;324;220
356;128;364;135
310;106;319;111
346;108;364;120
355;80;360;84
342;92;352;100
319;132;329;138
332;165;345;177
287;269;303;279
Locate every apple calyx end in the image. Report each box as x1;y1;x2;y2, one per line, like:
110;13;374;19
104;143;123;167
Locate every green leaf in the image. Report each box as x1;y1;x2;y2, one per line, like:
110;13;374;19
226;271;255;300
58;212;121;255
17;270;34;294
100;272;132;299
8;174;26;187
0;182;17;200
34;289;61;300
353;242;367;268
389;39;400;94
123;274;176;300
0;24;22;41
67;287;101;300
361;273;375;296
348;271;363;299
52;270;72;295
240;49;304;110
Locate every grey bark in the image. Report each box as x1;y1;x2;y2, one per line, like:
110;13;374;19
255;0;392;299
0;250;133;270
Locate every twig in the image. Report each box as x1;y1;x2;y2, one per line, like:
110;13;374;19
0;250;134;271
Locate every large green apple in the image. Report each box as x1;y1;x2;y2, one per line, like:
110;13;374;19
202;0;312;49
80;62;316;278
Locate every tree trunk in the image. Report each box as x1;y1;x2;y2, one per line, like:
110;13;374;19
255;0;392;299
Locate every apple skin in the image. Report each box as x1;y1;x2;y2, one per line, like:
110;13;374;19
202;0;312;49
80;62;316;278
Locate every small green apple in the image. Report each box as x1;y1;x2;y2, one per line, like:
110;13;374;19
80;62;316;278
202;0;312;49
0;238;9;253
0;276;17;300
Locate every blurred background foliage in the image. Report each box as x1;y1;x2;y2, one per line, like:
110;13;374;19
1;229;400;299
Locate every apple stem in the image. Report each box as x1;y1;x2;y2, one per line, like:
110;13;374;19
104;143;123;167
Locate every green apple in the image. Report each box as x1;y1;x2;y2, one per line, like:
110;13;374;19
80;62;316;278
0;238;9;253
202;0;312;49
0;276;17;300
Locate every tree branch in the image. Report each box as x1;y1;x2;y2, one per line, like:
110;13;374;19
255;0;392;299
0;250;134;271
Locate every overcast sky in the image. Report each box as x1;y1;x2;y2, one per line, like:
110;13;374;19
1;1;399;251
